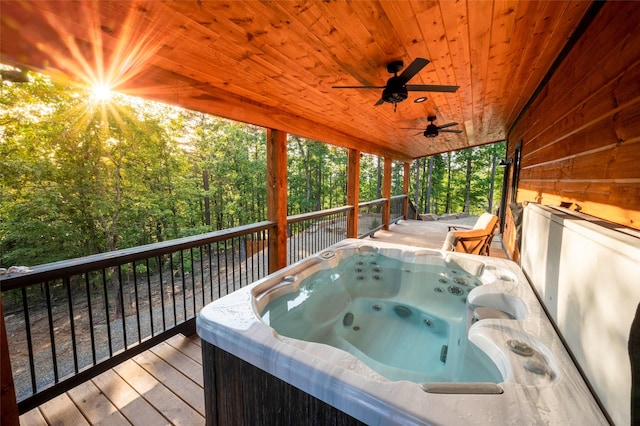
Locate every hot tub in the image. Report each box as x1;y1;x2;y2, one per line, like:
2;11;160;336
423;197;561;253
197;239;607;425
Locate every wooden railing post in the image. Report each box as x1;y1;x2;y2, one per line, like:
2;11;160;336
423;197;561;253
382;157;392;230
403;162;411;219
267;128;288;273
1;293;19;426
346;149;360;238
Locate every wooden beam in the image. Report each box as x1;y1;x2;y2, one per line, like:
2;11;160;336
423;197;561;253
382;157;392;230
266;129;288;272
346;149;360;238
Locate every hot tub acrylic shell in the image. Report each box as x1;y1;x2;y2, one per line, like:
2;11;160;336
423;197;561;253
197;239;607;425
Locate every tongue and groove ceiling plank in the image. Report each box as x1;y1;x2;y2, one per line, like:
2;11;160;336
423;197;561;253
0;0;593;159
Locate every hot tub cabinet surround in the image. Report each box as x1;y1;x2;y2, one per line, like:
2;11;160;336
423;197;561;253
197;240;607;425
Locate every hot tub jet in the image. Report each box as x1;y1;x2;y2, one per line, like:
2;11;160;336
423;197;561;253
394;305;412;318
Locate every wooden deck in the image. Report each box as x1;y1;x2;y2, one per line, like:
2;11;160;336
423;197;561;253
368;218;508;259
18;217;508;425
19;334;205;426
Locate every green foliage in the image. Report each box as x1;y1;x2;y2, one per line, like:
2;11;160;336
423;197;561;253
0;67;505;268
287;136;347;214
410;143;506;216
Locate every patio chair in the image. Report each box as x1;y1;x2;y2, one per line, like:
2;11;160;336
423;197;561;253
441;212;499;256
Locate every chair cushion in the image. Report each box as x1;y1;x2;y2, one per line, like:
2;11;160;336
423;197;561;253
473;212;496;230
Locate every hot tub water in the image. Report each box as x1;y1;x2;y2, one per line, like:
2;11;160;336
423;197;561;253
261;250;502;383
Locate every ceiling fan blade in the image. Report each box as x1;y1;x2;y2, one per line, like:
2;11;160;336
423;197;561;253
406;84;459;92
400;127;425;130
332;85;386;89
398;58;429;83
440;129;463;133
413;132;423;136
374;97;385;106
437;122;459;129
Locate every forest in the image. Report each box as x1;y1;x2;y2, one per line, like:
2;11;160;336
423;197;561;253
0;68;504;268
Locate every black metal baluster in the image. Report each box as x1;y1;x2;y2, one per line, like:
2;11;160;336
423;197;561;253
158;256;166;331
117;265;127;350
224;240;230;296
132;261;141;344
180;250;187;322
190;247;196;316
207;243;214;302
84;273;97;365
21;287;36;395
261;230;266;278
200;246;206;309
265;229;270;275
169;254;177;326
102;269;113;357
64;277;79;374
249;234;255;283
242;235;248;288
44;281;59;383
216;241;222;299
291;222;295;264
146;258;154;337
231;238;237;292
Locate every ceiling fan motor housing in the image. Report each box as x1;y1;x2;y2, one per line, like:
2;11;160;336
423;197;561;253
382;76;408;103
424;124;438;137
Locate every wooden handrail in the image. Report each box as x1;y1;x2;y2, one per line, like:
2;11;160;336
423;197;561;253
287;206;353;224
0;221;276;291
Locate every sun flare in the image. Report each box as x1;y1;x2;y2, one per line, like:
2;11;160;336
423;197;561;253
91;83;114;102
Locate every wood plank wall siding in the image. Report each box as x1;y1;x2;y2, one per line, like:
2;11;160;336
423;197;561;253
1;1;592;160
503;1;640;260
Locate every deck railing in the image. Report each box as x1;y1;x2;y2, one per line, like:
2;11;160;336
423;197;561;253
390;194;407;224
0;222;274;413
1;197;407;413
287;206;352;265
358;195;406;238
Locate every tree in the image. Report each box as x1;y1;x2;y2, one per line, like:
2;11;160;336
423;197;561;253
1;66;506;270
409;142;505;216
1;70;190;264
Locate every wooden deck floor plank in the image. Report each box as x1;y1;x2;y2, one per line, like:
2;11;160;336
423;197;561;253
38;392;90;426
133;349;205;415
148;341;204;386
19;407;48;425
113;358;205;426
188;334;201;347
67;380;131;426
91;369;170;426
166;333;203;364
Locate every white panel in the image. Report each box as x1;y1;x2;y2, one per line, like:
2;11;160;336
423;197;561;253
521;203;640;426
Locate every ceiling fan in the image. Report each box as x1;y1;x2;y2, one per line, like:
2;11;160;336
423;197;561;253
332;58;458;111
403;116;463;138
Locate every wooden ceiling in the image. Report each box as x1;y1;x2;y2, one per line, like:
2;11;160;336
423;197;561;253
1;1;592;162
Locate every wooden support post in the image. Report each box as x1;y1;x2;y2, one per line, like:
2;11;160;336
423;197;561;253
346;149;360;238
1;293;19;426
266;129;288;273
403;162;411;219
382;157;392;230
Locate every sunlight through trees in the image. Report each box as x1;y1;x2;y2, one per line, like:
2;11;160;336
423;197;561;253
1;67;504;267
